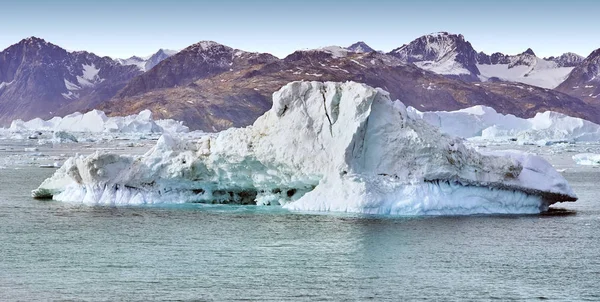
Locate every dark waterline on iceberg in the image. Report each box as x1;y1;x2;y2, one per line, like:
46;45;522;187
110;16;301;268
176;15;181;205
1;167;600;301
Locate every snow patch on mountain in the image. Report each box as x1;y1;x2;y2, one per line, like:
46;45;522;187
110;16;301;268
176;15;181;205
76;63;102;87
32;81;576;215
415;55;471;75
0;80;14;90
64;79;81;91
477;58;574;89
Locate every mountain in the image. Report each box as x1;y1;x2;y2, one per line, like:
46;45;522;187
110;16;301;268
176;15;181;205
346;41;375;53
114;41;278;100
0;37;142;125
388;32;480;82
476;49;578;89
2;35;597;132
116;49;178;71
545;52;584;67
388;32;581;89
100;44;600;131
555;48;600;104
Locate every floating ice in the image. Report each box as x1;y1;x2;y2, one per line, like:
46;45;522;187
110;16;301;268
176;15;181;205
572;153;600;166
7;109;189;134
33;81;577;215
408;105;600;145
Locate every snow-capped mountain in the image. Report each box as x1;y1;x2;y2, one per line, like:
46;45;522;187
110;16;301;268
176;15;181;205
545;52;584;67
388;32;480;81
116;49;178;71
0;37;141;125
388;32;583;89
556;48;600;103
476;48;578;89
346;41;375;53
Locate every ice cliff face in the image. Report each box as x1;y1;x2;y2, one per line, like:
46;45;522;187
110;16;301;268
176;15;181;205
33;81;577;215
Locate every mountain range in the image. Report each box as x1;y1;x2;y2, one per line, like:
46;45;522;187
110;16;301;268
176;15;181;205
1;33;599;131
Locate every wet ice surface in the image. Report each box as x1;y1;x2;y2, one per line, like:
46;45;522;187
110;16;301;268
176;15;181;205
1;139;600;301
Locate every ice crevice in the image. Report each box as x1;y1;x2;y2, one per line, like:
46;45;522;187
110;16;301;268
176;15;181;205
33;81;577;215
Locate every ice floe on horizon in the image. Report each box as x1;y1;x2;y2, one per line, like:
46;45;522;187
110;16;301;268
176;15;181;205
407;105;600;146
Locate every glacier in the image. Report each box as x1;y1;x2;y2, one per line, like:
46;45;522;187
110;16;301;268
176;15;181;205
32;81;577;215
408;105;600;145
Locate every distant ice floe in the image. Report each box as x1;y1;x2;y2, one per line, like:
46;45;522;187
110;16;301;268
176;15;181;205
407;105;600;146
7;109;188;134
1;109;191;143
33;81;577;215
572;153;600;166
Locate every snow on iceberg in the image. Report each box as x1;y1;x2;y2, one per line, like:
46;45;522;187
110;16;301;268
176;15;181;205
32;81;577;215
572;153;600;166
408;105;600;145
7;109;189;134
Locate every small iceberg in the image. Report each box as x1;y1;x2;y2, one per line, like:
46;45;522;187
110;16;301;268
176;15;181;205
572;153;600;166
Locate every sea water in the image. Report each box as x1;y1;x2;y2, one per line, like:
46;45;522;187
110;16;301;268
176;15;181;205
1;141;599;301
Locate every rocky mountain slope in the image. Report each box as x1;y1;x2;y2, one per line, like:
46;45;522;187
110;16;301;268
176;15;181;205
555;48;600;104
114;41;278;100
0;37;142;125
100;45;599;131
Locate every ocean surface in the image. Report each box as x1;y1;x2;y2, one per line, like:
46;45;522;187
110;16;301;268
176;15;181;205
1;141;600;301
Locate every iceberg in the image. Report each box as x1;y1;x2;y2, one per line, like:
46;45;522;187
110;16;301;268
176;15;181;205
7;109;189;134
408;105;600;145
572;153;600;166
33;81;577;215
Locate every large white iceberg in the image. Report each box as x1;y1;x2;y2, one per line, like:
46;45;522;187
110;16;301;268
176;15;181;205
408;105;600;145
33;81;577;215
7;109;189;134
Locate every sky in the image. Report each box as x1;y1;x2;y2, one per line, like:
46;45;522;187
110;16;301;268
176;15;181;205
1;0;598;59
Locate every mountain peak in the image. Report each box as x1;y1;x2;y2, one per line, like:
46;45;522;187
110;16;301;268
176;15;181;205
346;41;375;53
544;52;585;68
522;48;536;56
388;32;479;79
186;41;230;52
13;36;53;50
22;36;47;44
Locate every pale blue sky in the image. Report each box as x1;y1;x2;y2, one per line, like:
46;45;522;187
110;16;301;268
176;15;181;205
1;0;598;59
